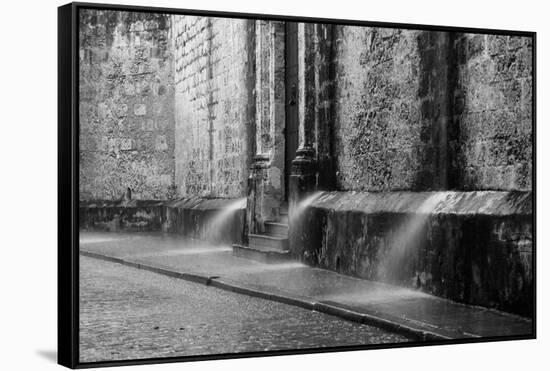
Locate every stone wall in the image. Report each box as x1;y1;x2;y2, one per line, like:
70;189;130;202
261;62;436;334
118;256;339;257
454;34;532;191
330;28;532;192
79;198;246;244
79;9;175;200
290;27;533;316
248;20;286;229
80;200;165;231
79;17;533;198
332;27;427;191
173;16;255;198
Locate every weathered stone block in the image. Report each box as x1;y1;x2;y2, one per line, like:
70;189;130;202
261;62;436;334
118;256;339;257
293;191;533;317
79;200;165;232
79;9;175;201
173;16;253;199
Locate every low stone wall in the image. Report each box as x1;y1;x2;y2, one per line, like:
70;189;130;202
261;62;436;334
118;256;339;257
79;197;246;245
80;200;165;231
164;197;246;245
291;191;533;317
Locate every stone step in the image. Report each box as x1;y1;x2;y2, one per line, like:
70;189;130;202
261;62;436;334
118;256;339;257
264;221;289;238
248;233;288;251
232;244;291;263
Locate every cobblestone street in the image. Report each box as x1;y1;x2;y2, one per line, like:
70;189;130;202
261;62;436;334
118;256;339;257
79;256;409;363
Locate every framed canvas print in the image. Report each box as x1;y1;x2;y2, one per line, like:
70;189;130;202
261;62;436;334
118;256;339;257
58;2;536;368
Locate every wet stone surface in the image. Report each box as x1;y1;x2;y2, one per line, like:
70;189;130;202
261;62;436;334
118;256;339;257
80;256;409;363
80;231;533;339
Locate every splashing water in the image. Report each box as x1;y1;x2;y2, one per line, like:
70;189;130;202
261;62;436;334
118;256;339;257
377;192;450;283
205;198;247;243
290;191;324;224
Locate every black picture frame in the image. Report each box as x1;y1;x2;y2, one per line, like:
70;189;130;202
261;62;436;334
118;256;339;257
58;2;536;368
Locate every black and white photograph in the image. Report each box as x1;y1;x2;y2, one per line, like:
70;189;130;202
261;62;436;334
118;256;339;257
60;1;534;368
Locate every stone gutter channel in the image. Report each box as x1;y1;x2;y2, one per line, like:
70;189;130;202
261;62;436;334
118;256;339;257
80;248;531;342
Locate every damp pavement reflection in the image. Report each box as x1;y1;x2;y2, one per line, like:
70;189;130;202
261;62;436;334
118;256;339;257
80;256;409;362
80;231;533;341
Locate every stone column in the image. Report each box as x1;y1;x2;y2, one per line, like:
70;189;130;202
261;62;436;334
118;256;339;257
314;23;337;191
297;22;317;150
288;147;316;258
290;22;319;209
289;23;326;257
247;154;270;234
289;23;336;212
248;20;286;233
289;147;317;215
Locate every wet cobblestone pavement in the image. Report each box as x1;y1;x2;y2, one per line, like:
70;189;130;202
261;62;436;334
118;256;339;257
80;256;409;363
80;232;533;340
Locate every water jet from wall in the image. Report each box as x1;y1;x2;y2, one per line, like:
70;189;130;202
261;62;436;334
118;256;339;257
204;198;247;244
376;192;451;285
290;191;324;225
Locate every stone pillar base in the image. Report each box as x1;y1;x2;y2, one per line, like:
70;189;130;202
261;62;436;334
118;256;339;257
246;154;270;234
288;146;317;258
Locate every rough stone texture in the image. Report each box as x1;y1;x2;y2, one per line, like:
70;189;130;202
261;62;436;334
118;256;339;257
79;9;175;200
173;16;255;198
454;34;533;190
79;17;533;198
332;27;427;191
294;191;533;316
329;28;532;192
79;200;165;232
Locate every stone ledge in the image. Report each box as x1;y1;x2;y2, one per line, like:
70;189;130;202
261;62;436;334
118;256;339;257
166;197;245;211
309;191;532;216
292;190;533;317
79;199;165;232
80;199;165;208
79;197;247;245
